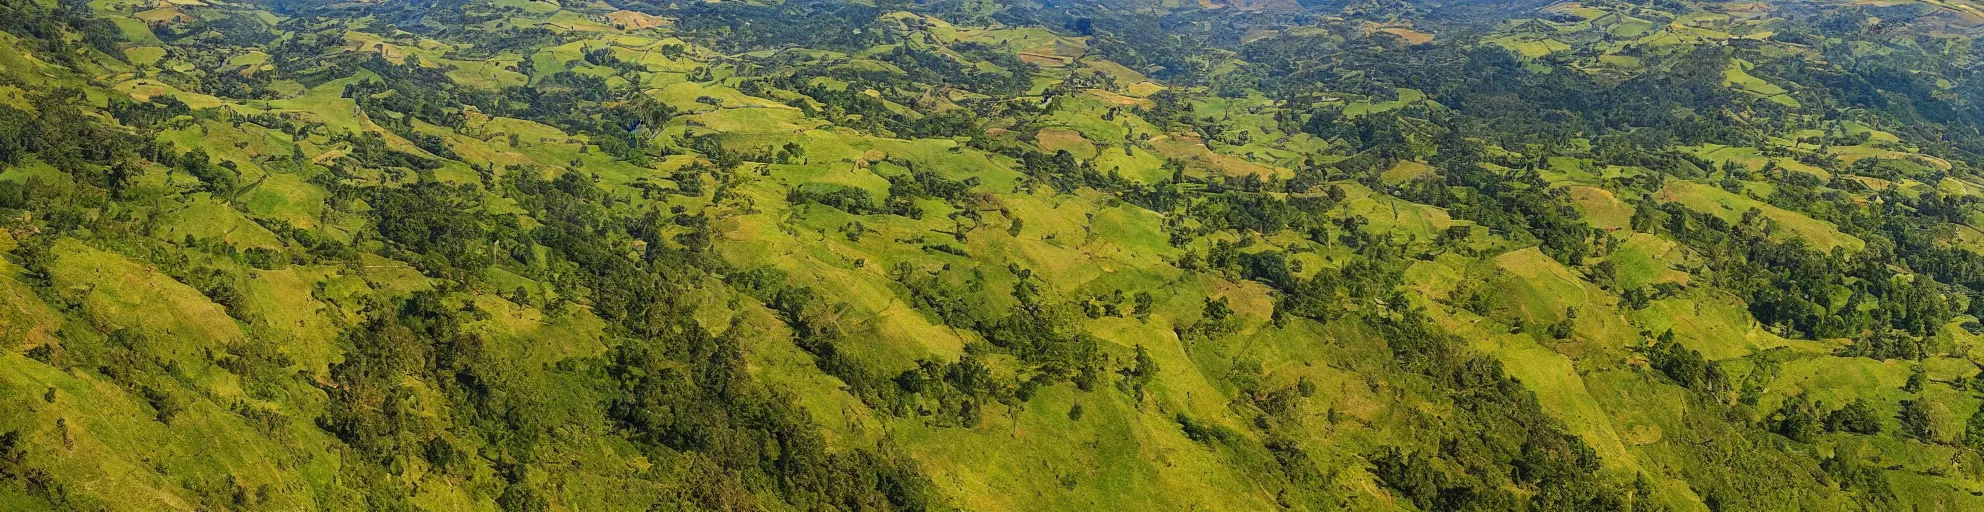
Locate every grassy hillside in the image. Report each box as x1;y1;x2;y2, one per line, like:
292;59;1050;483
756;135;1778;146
3;0;1984;510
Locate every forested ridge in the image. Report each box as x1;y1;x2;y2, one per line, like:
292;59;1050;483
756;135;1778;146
5;0;1984;510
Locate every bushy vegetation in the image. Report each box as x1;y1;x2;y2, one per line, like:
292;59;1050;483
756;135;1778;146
8;0;1984;510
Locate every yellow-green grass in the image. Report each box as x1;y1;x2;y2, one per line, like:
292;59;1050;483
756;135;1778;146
1569;185;1634;230
995;192;1120;284
269;74;444;159
1609;19;1659;38
440;55;530;89
238;266;345;375
0;33;60;86
0;158;62;184
160;119;300;183
1378;26;1435;44
1580;369;1719;510
1037;127;1098;159
1597;53;1642;68
1839;120;1904;143
681;104;821;138
1758;353;1983;489
1339;88;1427;117
1487;35;1573;58
808;129;1025;191
541;9;619;32
1419;291;1646;478
114;78;225;109
728;299;883;445
357;253;434;297
963;27;1082;56
123;46;167;67
1081;60;1151;91
714;204;975;367
765;161;894;200
223;51;271;73
109;16;162;46
1630;288;1819;360
886;378;1278;511
468;292;610;366
1337;182;1459;241
1091;143;1171;184
1147;134;1287;180
240;171;329;230
1946;224;1984;256
30;3;1984;510
1045;93;1159;143
1484;248;1645;355
0;351;336;511
527;41;589;78
1610;233;1691;289
156;195;287;250
652;79;789;114
1689;143;1831;180
1723;61;1799;107
1658;180;1863;252
1072;203;1182;273
0;260;61;351
44;238;248;387
1123;81;1165;97
1828;142;1924;168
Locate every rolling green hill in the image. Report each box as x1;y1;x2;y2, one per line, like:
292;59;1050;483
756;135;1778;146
5;0;1984;510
